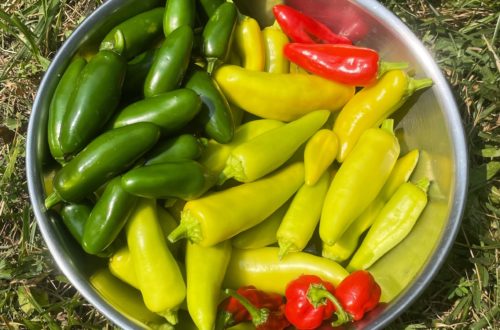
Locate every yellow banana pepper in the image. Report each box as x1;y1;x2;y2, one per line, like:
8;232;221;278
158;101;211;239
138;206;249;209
262;21;289;73
235;15;265;71
304;129;339;186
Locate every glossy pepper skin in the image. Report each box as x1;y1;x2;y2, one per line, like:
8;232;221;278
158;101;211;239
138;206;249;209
122;49;157;101
284;43;408;86
333;69;433;162
322;149;419;262
184;69;234;143
100;7;164;59
47;56;86;163
202;2;238;73
214;65;354;122
285;275;350;329
44;123;161;209
82;176;138;255
348;178;430;271
121;160;216;200
186;240;232;330
273;5;352;45
145;134;206;165
223;247;349;295
262;21;290;74
199;0;225;17
168;162;304;247
59;49;126;156
221;110;330;183
163;0;195;37
111;88;202;135
320;120;400;246
334;270;381;321
144;25;193;98
126;198;186;324
235;16;266;71
60;201;92;245
304;129;338;186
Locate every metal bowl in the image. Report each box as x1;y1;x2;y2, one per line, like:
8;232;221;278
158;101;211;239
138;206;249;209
27;0;468;328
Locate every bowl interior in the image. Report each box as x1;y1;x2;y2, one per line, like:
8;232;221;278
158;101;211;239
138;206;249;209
27;0;467;329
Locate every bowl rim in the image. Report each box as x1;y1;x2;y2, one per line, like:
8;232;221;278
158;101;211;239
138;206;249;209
26;0;468;329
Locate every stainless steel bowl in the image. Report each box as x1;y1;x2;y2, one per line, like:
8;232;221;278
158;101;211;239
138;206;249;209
27;0;468;328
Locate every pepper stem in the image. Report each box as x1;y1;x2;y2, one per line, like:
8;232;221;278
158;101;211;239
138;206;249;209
307;284;351;327
206;59;217;75
158;309;178;325
408;77;434;93
378;61;409;78
44;192;61;209
167;210;203;244
100;29;125;55
278;240;295;260
224;288;270;327
415;178;431;192
380;119;394;134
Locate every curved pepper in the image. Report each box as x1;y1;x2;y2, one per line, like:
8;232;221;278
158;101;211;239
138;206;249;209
333;69;433;162
82;176;138;255
163;0;195;37
199;118;284;176
100;7;164;59
202;2;238;73
186;240;232;330
184;69;234;143
60;200;93;245
234;15;265;71
59;49;126;155
262;21;290;74
322;149;419;262
126;198;186;324
145;134;206;165
44;122;161;209
214;65;355;121
111;88;202;135
320;120;400;246
304;129;339;186
272;4;352;45
221;110;330;183
347;178;430;271
199;0;225;17
168;162;304;247
223;247;349;295
284;43;408;86
47;57;86;163
144;25;193;97
121;160;216;200
231;200;289;250
277;171;330;259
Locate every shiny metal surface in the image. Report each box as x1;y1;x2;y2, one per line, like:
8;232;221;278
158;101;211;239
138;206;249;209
27;0;468;329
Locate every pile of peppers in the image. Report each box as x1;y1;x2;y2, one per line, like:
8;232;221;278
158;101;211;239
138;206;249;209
43;1;434;329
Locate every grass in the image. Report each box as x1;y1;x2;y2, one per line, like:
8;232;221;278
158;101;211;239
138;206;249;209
0;0;498;329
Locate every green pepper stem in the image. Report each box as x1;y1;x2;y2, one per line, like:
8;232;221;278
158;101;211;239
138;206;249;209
167;210;202;244
378;61;409;78
206;59;217;75
415;178;431;192
380;119;394;134
408;77;434;93
224;288;270;327
307;284;351;327
158;308;178;325
44;192;61;209
100;29;125;55
278;240;294;260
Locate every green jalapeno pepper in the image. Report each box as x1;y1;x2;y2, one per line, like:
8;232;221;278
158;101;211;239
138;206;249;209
163;0;196;37
60;200;93;245
199;0;225;17
111;88;202;135
347;179;430;271
47;57;86;164
277;171;330;259
231;199;290;250
100;7;164;59
319;120;400;246
144;25;193;98
126;198;186;324
186;240;232;330
168;162;304;247
122;49;157;101
184;68;234;143
82;176;138;255
145;134;206;165
121;160;217;200
202;2;238;73
221;110;330;183
59;49;127;156
223;247;349;295
323;149;419;262
44;122;161;209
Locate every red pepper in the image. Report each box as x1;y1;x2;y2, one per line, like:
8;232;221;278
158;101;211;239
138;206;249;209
273;4;352;45
284;43;408;86
284;275;350;329
224;288;290;330
216;286;284;329
334;270;381;321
